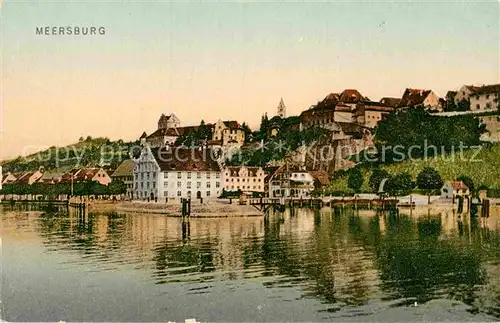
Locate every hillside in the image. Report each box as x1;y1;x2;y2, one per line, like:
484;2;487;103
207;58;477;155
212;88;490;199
329;143;500;192
1;137;139;173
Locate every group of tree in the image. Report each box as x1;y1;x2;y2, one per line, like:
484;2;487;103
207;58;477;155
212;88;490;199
1;137;139;174
445;98;470;112
0;180;127;199
373;108;486;162
175;120;212;147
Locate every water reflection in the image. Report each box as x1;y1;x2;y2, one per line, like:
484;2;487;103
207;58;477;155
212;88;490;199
1;204;500;320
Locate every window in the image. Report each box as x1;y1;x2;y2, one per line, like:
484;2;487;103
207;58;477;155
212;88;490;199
226;179;229;182
177;181;181;188
141;173;144;180
206;191;210;197
164;191;168;197
237;179;240;182
177;191;181;197
206;172;210;179
164;173;168;179
231;178;234;182
146;182;150;188
216;182;220;188
197;173;201;179
177;172;182;179
486;94;490;99
187;172;192;179
197;182;201;189
164;182;168;188
140;182;144;189
207;182;211;188
135;183;138;189
153;182;156;188
477;104;480;110
216;173;220;179
187;182;192;189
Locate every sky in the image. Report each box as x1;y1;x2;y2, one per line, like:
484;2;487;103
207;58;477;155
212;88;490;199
1;0;499;159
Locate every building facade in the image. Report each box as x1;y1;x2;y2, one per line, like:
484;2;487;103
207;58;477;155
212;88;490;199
133;145;222;201
268;165;315;198
469;84;500;111
222;166;266;193
111;160;135;198
212;119;245;147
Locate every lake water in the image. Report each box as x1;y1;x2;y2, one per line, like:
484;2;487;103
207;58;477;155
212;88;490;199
1;204;500;322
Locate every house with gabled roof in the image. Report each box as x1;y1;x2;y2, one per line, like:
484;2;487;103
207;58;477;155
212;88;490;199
111;160;134;198
441;181;470;199
398;88;442;111
455;85;481;104
2;171;17;186
60;168;111;186
15;167;45;185
212;119;245;147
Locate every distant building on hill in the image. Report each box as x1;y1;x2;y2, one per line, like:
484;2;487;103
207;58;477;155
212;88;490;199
397;88;442;111
469;84;500;111
277;98;287;118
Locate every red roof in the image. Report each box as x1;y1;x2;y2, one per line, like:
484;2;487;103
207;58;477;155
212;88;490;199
398;88;434;107
449;181;469;190
151;147;221;172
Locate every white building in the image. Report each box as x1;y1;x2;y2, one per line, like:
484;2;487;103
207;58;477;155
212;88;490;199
268;164;315;198
454;85;480;104
133;145;222;201
441;181;470;199
469;84;500;111
222;166;266;193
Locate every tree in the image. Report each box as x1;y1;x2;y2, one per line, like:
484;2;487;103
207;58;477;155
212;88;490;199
457;175;474;194
108;180;127;196
241;122;253;142
386;172;415;198
369;168;390;193
259;113;269;134
347;168;364;193
457;99;470;112
375;108;486;162
417;167;443;204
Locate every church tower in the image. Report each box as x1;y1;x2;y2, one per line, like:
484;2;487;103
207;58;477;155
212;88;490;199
277;98;286;118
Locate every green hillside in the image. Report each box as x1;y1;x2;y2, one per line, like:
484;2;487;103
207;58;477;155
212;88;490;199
1;137;139;173
329;143;500;192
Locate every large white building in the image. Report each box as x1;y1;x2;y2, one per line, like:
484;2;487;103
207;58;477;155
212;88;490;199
133;145;222;201
222;166;266;193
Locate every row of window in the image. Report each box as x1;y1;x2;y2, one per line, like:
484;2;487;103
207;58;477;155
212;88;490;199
226;178;262;182
228;185;262;190
162;190;217;197
163;181;221;189
135;182;156;189
163;172;220;179
135;172;157;181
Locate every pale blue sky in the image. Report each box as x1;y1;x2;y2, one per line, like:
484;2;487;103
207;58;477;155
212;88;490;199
2;1;499;158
